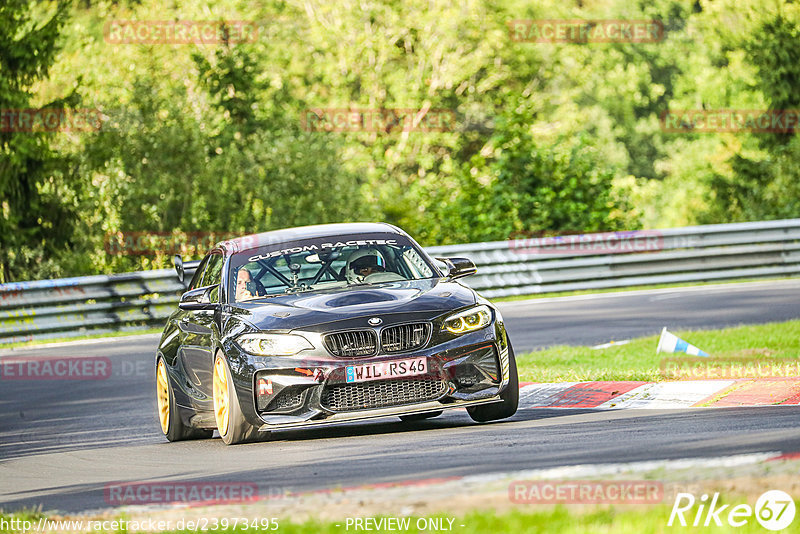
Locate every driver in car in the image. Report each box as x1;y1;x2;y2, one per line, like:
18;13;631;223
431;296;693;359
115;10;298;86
235;268;257;301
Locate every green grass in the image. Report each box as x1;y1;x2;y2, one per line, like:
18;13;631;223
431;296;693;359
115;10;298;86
515;319;800;382
256;508;773;534
491;276;799;302
0;327;162;350
0;506;773;533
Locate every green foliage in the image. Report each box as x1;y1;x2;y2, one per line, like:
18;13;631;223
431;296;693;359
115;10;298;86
0;0;83;283
746;11;800;114
702;137;800;223
399;100;633;245
699;3;800;222
80;44;363;273
4;0;800;281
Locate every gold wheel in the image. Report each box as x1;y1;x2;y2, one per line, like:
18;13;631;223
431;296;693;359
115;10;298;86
213;357;229;436
156;359;170;434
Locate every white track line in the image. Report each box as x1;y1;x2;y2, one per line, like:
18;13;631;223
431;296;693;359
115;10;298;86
497;278;800;307
460;452;783;484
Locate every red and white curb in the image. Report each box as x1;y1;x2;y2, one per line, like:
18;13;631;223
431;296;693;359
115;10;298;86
518;379;800;409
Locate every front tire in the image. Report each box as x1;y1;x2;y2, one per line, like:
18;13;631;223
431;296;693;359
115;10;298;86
213;354;266;445
467;343;519;423
156;357;213;441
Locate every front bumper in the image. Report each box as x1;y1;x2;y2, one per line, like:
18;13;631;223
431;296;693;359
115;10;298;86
228;320;510;431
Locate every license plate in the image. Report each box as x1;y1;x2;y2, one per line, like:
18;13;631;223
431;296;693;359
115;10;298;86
345;357;427;383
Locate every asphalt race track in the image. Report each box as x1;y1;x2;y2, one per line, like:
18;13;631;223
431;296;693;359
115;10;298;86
500;279;800;350
1;279;799;513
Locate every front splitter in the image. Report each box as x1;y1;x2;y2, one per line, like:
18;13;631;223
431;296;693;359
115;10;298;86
257;396;502;432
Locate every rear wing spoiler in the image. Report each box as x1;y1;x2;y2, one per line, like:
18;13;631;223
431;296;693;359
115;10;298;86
174;255;201;287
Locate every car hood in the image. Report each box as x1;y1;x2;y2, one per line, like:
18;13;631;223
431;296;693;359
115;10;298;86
228;278;477;331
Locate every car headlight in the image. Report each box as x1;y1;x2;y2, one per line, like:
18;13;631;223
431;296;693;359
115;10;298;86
442;305;492;335
236;334;314;356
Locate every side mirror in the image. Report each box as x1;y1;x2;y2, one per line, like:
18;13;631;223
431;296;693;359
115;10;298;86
174;254;201;288
437;257;477;279
179;285;218;310
174;255;185;283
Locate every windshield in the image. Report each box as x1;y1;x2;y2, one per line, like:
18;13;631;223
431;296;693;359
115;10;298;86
228;233;436;302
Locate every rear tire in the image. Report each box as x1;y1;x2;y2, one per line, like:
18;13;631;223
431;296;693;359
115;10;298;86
400;411;443;422
467;343;519;423
213;354;267;445
157;357;213;442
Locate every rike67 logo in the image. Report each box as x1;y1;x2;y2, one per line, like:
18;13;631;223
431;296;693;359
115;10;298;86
669;490;795;531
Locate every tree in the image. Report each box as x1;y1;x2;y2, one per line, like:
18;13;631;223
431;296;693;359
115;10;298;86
402;98;634;245
80;35;365;273
703;6;800;222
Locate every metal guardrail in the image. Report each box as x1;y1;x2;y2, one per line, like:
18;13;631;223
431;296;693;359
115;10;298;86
428;218;800;299
2;219;799;345
0;270;184;344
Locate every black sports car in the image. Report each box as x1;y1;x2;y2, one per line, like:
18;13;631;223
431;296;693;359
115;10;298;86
156;223;518;444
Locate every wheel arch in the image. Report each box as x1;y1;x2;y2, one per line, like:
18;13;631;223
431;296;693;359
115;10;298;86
213;347;261;427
